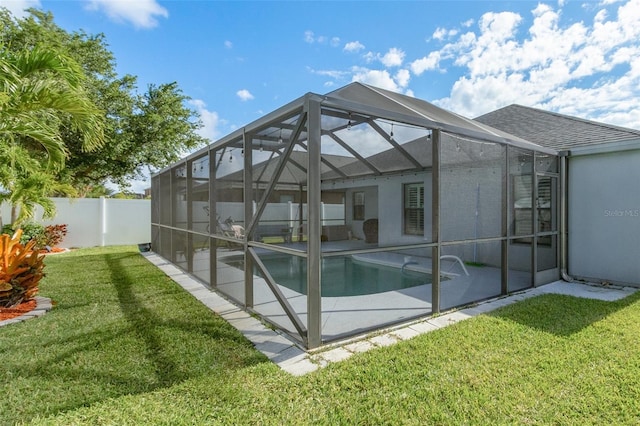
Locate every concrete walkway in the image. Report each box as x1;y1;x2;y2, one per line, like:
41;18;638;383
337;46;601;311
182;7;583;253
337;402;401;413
142;252;637;376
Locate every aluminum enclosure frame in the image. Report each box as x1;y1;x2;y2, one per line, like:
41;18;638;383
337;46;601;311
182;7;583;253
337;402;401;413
151;83;560;349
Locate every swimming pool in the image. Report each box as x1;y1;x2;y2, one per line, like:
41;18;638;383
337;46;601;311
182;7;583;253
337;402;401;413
227;255;433;297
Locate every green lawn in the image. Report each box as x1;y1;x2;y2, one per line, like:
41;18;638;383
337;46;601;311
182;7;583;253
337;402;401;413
1;246;639;425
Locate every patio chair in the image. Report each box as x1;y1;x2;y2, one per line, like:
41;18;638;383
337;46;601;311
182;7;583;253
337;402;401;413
217;216;244;238
296;223;307;242
363;218;378;243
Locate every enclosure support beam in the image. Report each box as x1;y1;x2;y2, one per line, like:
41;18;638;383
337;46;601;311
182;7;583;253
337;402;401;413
501;147;509;295
246;112;308;237
169;166;176;262
243;129;254;308
297;140;349;179
186;159;194;273
307;96;323;349
368;120;423;169
298;185;304;242
431;129;441;314
209;147;217;289
247;248;307;340
324;130;382;175
532;154;539;287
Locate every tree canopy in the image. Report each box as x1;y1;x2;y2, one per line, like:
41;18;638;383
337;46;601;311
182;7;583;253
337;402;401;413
0;8;208;198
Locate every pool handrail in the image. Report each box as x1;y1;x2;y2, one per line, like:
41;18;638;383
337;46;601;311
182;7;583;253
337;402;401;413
440;255;470;276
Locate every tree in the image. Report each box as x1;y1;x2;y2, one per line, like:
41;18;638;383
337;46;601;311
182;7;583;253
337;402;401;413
63;81;207;192
0;8;207;195
0;46;104;224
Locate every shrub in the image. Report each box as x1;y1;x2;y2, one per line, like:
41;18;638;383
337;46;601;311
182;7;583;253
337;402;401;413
43;224;68;248
1;223;68;250
3;222;47;247
0;229;45;308
20;222;47;248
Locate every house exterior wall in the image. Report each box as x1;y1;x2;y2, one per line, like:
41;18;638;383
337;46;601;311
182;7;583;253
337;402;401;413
328;166;540;271
329;175;426;245
568;148;640;286
342;185;378;241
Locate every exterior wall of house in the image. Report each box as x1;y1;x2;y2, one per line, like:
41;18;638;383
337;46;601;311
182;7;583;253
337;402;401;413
327;166;540;271
568;146;640;286
205;160;550;273
329;175;426;245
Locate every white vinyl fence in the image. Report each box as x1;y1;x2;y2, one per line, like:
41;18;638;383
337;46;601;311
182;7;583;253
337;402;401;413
0;197;151;248
212;201;345;228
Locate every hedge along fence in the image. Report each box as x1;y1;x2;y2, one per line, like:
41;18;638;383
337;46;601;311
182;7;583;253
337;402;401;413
0;198;151;248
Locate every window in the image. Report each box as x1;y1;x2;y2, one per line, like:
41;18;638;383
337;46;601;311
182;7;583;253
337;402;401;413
353;191;365;220
513;175;552;244
404;183;424;235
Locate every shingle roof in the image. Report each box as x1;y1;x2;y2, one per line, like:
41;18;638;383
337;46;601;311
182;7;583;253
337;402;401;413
475;104;640;151
219;151;357;186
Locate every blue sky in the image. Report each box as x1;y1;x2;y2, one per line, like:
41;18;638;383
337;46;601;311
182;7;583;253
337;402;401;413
3;0;640;191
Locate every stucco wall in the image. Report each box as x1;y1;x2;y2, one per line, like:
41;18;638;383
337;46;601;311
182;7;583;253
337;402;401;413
568;149;640;285
326;165;551;274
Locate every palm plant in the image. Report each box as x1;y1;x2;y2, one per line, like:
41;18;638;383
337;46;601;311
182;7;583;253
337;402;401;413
0;47;104;225
0;145;76;224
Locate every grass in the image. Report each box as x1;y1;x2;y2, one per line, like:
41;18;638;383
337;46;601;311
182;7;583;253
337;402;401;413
1;246;639;424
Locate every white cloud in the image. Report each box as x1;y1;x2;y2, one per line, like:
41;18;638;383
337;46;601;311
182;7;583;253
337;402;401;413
395;69;411;88
410;52;442;75
304;31;340;46
344;41;365;52
351;68;413;93
462;18;475;28
362;47;405;67
0;0;40;18
236;89;254;101
433;27;458;41
189;99;223;142
304;30;315;43
352;69;399;91
433;27;447;41
224;40;233;49
85;0;168;29
380;47;405;67
308;67;350;80
363;51;378;63
425;0;640;129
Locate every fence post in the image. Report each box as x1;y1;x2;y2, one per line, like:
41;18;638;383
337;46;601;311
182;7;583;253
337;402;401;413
100;196;107;246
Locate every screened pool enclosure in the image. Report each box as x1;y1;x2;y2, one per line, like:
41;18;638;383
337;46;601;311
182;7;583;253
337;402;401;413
151;83;559;349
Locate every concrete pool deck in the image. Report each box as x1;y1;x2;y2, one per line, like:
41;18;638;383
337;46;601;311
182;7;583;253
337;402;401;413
143;252;638;376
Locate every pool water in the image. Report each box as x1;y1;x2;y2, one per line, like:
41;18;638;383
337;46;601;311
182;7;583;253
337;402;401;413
230;255;432;297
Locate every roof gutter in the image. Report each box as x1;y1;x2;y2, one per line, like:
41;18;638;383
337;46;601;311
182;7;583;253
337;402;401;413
564;138;640;157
